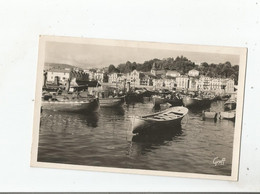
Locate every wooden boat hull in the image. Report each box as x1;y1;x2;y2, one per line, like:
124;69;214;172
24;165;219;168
182;96;211;108
202;111;218;119
131;106;188;134
42;98;99;113
220;111;236;120
224;101;236;111
125;92;144;104
152;96;183;107
99;97;124;107
152;96;167;106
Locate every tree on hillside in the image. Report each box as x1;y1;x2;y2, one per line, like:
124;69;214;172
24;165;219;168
108;64;116;73
108;64;119;73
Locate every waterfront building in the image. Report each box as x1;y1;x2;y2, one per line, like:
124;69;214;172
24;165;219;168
108;73;121;83
166;70;180;78
188;77;199;91
164;78;177;89
94;70;105;82
197;76;212;91
117;74;127;84
176;76;189;89
188;69;200;77
127;69;141;86
142;72;156;86
47;68;71;85
225;79;235;93
151;63;166;77
153;79;165;88
210;78;223;93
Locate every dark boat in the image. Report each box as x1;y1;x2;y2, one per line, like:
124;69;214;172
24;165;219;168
182;96;212;108
99;96;125;107
220;94;231;101
152;95;183;107
41;95;99;113
224;99;236;111
125;92;144;104
130;106;188;134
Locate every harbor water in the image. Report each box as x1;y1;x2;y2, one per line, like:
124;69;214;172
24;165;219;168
38;100;234;176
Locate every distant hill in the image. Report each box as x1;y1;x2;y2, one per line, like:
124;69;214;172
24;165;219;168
44;63;80;71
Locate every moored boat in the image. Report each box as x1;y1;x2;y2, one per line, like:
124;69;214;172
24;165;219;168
130;106;188;134
152;95;183;107
202;111;218;120
125;92;144;104
42;95;99;113
182;96;212;108
219;111;236;120
224;99;236;111
99;96;125;107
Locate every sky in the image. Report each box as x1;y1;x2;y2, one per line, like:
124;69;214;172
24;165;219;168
45;41;240;69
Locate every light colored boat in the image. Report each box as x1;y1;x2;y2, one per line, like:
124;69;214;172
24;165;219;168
130;106;188;134
220;111;236;120
202;111;218;120
99;96;124;107
41;96;99;113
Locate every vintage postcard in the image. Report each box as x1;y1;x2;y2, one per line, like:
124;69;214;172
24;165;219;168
31;35;247;181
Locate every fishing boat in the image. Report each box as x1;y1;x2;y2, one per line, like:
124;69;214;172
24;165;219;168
182;96;212;108
224;99;236;111
219;111;236;120
152;95;183;107
125;92;144;104
130;106;188;134
41;95;99;113
99;96;125;107
220;94;231;101
202;111;218;120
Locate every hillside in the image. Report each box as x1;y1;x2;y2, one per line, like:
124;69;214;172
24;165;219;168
44;63;79;70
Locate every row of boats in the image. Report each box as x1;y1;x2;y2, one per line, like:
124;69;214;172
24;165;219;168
41;88;236;135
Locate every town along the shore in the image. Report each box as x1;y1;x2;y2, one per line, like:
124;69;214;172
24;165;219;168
41;62;237;135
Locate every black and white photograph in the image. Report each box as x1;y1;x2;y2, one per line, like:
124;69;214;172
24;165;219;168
31;36;247;180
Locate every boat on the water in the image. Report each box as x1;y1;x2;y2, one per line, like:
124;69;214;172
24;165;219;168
182;96;212;108
130;106;188;134
202;111;218;120
219;111;236;120
99;96;125;107
41;95;99;113
224;99;236;111
152;95;183;107
125;92;144;104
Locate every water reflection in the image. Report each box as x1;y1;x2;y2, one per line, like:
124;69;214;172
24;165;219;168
41;110;99;132
39;100;234;176
100;106;125;116
131;126;183;144
127;126;183;159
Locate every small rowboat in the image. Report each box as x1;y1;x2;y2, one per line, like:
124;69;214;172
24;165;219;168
130;106;188;134
202;111;218;120
41;97;99;113
224;99;236;111
219;111;236;120
99;96;125;107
